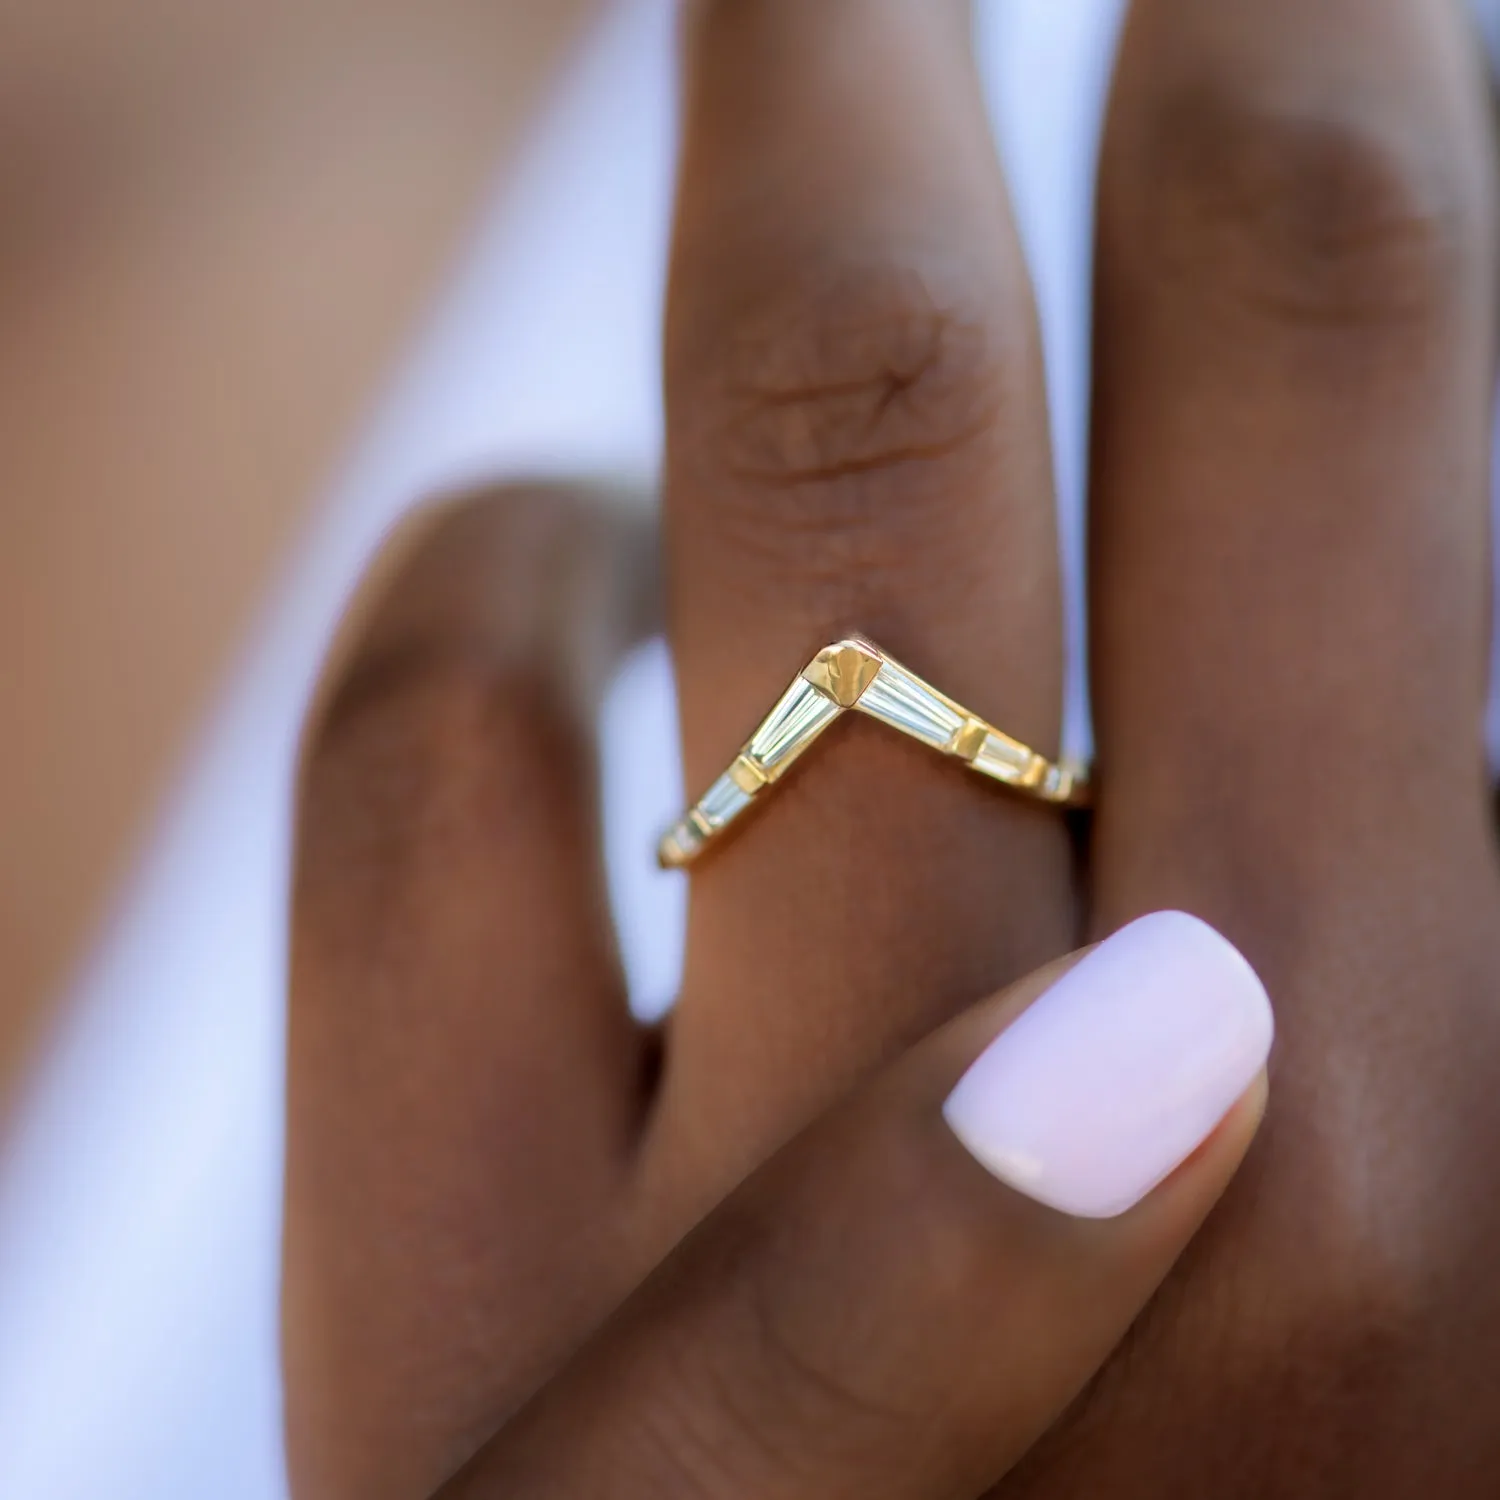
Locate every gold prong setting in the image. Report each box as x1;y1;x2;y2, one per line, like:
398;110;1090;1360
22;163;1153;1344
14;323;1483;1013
657;638;1089;870
800;640;883;706
728;754;770;794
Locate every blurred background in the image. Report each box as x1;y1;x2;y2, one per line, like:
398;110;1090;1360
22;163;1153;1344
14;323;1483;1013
0;2;1497;1497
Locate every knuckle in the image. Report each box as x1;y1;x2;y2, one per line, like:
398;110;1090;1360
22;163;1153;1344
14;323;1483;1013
1136;85;1485;327
307;639;508;774
661;1122;965;1489
618;1206;850;1499
739;1242;911;1438
671;254;1029;605
298;478;654;847
304;482;654;765
622;1333;755;1500
739;1115;990;1429
712;263;1009;489
297;652;565;892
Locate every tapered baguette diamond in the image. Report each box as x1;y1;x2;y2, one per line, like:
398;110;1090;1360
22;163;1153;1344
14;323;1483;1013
973;731;1032;782
856;662;963;747
748;677;841;771
697;771;754;829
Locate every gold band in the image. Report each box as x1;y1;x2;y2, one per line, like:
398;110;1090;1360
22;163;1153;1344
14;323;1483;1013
659;637;1089;870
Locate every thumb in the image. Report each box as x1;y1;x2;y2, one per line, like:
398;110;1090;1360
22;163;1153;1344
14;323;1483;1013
443;911;1273;1499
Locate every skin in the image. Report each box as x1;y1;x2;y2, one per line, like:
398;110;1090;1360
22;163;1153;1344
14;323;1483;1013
282;0;1500;1496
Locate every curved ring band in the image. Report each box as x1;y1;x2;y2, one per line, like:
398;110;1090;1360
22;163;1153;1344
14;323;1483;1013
659;637;1090;870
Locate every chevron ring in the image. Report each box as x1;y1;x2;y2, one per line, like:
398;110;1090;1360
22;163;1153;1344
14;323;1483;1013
658;637;1090;870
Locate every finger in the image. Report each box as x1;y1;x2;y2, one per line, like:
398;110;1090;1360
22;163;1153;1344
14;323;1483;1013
445;913;1272;1499
662;0;1075;1192
283;484;657;1500
1090;0;1499;953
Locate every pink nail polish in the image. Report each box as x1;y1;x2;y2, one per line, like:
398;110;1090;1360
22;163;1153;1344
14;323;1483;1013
943;911;1273;1219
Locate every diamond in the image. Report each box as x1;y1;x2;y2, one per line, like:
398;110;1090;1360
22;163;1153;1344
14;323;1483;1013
698;772;754;828
856;662;963;747
973;731;1031;783
747;677;842;772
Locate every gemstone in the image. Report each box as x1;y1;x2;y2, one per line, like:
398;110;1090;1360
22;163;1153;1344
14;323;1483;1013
697;772;753;828
973;731;1031;783
747;677;842;770
856;662;963;747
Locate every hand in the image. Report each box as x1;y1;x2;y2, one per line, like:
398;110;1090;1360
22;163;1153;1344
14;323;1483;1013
282;0;1500;1495
280;484;1271;1499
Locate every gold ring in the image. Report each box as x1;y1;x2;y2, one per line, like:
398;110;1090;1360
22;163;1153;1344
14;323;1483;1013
659;637;1090;870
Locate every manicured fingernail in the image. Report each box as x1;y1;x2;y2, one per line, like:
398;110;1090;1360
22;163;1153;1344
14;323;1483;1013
943;911;1273;1219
